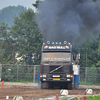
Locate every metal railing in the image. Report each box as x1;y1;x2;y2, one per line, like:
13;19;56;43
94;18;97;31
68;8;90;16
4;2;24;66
0;64;40;82
80;67;100;85
0;64;100;85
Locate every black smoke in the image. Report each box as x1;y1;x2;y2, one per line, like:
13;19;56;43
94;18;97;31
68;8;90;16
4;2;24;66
36;0;100;44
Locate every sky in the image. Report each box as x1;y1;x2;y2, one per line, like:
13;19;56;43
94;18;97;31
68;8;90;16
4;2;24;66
0;0;36;10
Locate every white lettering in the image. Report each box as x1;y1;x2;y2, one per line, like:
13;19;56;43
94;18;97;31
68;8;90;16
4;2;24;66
43;57;70;61
48;46;66;49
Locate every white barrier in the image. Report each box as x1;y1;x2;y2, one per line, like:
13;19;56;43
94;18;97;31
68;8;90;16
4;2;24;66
39;94;100;100
67;94;100;100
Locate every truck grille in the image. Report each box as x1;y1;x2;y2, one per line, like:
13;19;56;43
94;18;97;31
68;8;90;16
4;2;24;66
42;65;71;74
50;66;63;73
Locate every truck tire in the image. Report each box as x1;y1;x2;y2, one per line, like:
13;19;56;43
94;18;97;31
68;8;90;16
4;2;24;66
49;83;53;89
41;82;49;89
67;82;72;90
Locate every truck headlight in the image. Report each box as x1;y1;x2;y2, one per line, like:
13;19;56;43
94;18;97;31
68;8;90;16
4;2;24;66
67;79;70;81
43;75;46;77
43;79;46;81
67;75;70;77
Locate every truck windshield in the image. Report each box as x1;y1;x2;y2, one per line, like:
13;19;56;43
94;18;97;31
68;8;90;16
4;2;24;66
42;52;71;62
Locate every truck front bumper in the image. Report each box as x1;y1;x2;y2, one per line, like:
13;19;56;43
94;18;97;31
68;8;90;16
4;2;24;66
40;74;73;82
41;77;72;82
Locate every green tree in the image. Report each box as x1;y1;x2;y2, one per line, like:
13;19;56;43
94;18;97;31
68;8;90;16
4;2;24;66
92;0;97;2
11;9;42;65
78;36;99;67
0;22;17;64
0;40;5;64
92;0;100;2
32;0;40;8
95;35;100;67
0;5;27;27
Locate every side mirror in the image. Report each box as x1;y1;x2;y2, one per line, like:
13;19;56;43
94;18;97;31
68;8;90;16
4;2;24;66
73;54;76;60
38;54;41;60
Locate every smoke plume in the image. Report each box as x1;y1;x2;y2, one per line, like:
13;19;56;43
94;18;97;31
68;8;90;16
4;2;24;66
36;0;100;44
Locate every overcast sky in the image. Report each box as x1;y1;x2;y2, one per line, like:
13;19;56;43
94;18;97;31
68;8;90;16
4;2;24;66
0;0;36;10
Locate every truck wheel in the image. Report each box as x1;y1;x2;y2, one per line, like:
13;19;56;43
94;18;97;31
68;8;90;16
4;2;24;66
41;82;49;89
67;82;72;90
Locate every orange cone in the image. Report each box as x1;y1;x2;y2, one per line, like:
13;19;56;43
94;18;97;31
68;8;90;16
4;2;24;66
56;94;59;100
82;91;86;100
1;81;4;86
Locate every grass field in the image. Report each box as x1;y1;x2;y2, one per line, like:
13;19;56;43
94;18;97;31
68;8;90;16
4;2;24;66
62;96;100;100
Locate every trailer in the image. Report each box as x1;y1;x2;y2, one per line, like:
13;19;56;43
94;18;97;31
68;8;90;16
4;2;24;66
39;41;75;89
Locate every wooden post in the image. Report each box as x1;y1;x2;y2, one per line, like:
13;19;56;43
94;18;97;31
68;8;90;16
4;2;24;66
78;93;80;100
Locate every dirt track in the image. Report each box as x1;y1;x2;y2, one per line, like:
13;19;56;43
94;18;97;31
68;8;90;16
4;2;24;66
0;82;100;99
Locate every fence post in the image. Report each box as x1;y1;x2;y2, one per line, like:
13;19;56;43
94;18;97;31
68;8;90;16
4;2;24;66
34;65;36;83
85;67;87;84
0;64;2;81
17;66;19;82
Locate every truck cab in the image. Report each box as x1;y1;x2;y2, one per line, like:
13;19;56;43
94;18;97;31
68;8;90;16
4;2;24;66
40;41;74;89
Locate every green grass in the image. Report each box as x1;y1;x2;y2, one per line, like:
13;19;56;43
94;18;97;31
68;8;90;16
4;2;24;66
10;81;29;83
8;80;38;83
62;96;100;100
86;96;100;100
80;82;100;86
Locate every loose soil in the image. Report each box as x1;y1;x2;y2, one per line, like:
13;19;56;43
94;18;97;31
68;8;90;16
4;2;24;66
0;82;100;99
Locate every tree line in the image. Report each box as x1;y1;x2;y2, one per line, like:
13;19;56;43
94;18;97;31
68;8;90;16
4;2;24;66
0;0;100;68
0;5;27;27
73;35;100;67
0;9;42;65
